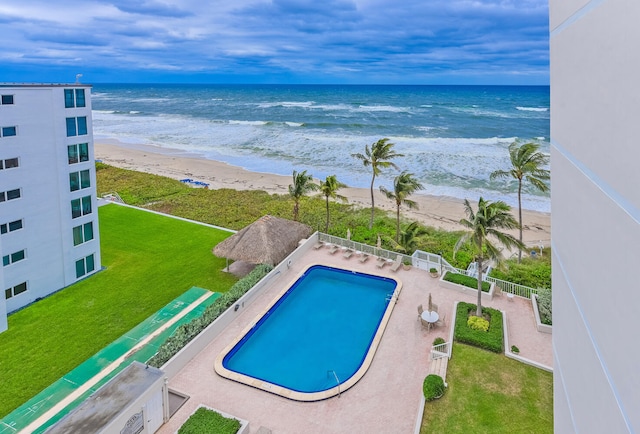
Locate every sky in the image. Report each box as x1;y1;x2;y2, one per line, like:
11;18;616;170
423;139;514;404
0;0;549;85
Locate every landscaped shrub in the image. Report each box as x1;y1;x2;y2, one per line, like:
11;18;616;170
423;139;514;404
433;337;446;346
454;302;504;353
467;315;489;332
178;407;241;434
536;287;552;325
423;374;446;401
488;249;552;289
148;264;273;368
443;272;491;292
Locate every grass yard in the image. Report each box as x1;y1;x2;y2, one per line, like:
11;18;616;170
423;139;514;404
421;343;553;434
0;204;237;417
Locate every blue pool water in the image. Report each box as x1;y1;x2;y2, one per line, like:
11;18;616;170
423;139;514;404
221;265;398;394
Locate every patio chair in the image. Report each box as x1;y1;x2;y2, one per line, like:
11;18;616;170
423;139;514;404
359;253;370;263
436;313;446;328
328;244;339;255
343;249;354;259
313;241;325;250
421;317;431;331
390;255;402;272
430;303;439;313
417;304;424;320
376;257;387;268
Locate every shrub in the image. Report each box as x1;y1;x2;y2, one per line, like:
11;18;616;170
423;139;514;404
423;375;446;401
433;337;446;346
454;302;504;353
430;267;438;273
443;272;491;292
178;407;241;434
148;264;273;367
488;249;552;289
536;287;552;325
467;315;489;332
511;345;520;354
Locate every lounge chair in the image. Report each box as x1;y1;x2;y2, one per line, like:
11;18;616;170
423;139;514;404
376;257;387;268
313;241;325;250
359;253;370;263
343;248;354;259
328;244;339;255
390;255;402;272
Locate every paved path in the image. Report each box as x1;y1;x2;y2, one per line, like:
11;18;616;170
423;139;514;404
158;248;552;434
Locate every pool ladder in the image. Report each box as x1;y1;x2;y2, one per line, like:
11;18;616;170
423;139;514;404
328;370;341;398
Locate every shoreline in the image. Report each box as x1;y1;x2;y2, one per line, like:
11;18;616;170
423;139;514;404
94;139;551;247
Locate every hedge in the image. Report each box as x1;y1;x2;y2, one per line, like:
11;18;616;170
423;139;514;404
443;272;491;292
178;407;241;434
148;264;273;368
454;302;504;353
536;287;552;325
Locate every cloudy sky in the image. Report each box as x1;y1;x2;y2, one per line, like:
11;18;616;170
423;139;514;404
0;0;549;84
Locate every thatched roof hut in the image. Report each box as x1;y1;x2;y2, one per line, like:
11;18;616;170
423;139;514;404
213;215;313;266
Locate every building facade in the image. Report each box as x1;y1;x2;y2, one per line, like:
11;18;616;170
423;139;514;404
0;84;101;333
551;0;640;432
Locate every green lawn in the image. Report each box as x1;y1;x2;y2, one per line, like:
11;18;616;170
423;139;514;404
421;343;553;434
0;204;237;417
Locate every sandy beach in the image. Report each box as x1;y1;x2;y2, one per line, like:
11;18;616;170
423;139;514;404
95;140;551;248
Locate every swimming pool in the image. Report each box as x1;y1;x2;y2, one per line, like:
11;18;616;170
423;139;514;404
214;264;401;401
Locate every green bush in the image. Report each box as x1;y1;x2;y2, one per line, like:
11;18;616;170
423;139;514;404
443;272;491;292
178;407;241;434
433;337;446;346
488;249;552;289
423;374;446;401
148;264;273;367
511;345;520;353
536;287;552;325
467;316;489;332
454;302;504;353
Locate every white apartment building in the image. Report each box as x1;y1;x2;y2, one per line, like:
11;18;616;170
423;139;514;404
0;84;101;333
551;1;640;432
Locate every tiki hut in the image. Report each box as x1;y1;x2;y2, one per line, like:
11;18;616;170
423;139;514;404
213;215;313;268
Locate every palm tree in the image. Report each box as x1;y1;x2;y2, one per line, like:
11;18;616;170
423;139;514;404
318;175;347;232
351;138;404;229
454;197;524;317
288;170;318;221
490;141;550;262
392;221;427;254
380;171;424;242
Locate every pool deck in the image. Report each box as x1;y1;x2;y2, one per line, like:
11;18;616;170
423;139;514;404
157;247;552;434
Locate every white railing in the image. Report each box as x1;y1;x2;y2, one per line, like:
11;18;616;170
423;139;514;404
431;341;450;360
317;233;413;264
485;276;539;299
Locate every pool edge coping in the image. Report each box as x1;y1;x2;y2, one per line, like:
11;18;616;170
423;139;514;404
213;262;403;402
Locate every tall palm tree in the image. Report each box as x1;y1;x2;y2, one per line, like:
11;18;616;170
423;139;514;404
351;138;404;229
380;171;424;242
455;197;524;317
490;141;550;262
288;170;318;221
318;175;347;232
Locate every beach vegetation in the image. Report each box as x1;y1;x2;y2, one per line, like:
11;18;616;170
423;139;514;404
379;171;424;242
178;407;241;434
454;302;503;353
489;248;551;289
535;288;553;326
0;204;237;417
455;197;524;316
288;169;319;221
421;343;553;434
490;141;550;263
318;174;347;232
351;138;404;230
389;221;427;254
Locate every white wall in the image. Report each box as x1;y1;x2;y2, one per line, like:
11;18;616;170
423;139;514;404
550;0;640;432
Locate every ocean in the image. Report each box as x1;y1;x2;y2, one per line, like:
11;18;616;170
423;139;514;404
91;84;550;212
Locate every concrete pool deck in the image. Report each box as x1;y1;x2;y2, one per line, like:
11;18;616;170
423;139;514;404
158;247;552;434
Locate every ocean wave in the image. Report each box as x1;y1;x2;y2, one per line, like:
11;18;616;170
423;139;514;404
516;107;549;112
228;120;269;126
357;105;411;113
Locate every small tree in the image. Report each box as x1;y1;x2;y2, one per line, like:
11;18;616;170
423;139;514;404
288;170;318;221
318;175;347;232
391;221;426;255
490;141;550;262
380;171;424;242
351;138;404;229
455;197;524;317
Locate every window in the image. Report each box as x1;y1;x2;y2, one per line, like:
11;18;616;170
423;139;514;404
69;170;90;191
65;89;85;108
0;158;19;170
66;117;87;137
75;254;95;278
73;222;94;246
3;249;25;267
0;219;23;234
1;95;13;105
68;143;89;164
5;282;27;299
1;126;17;137
0;189;21;202
71;195;92;218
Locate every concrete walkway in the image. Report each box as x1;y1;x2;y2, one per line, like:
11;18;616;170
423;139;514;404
158;247;552;434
